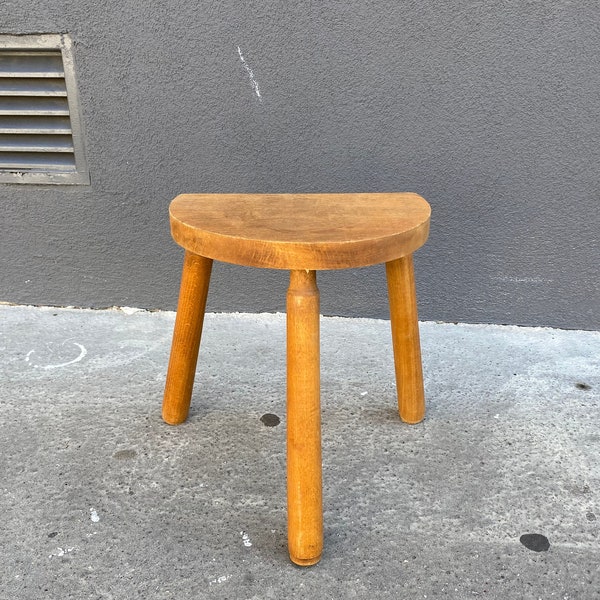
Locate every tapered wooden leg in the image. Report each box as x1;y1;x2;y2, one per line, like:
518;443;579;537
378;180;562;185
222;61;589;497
286;270;323;566
386;255;425;424
162;252;213;425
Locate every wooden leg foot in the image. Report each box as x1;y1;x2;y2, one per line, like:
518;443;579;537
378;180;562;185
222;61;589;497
286;270;323;566
162;252;213;425
386;256;425;424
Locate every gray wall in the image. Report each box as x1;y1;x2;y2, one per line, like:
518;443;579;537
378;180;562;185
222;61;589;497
1;1;599;329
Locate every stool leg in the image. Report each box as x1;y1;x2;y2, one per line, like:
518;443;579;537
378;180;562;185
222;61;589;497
162;251;213;425
386;255;425;424
286;270;323;566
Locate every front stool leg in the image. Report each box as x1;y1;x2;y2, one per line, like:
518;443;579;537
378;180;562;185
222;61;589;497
386;255;426;424
162;251;213;425
286;270;323;566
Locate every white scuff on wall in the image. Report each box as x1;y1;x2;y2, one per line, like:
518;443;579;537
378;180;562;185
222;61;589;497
237;46;262;101
50;547;76;558
209;574;232;586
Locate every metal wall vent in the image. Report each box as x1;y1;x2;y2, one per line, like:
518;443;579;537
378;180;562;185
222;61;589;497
0;34;89;184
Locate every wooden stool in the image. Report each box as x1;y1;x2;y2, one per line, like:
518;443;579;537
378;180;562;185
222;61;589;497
162;193;431;566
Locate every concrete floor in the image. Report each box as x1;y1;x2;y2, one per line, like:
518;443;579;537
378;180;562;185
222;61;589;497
1;304;599;599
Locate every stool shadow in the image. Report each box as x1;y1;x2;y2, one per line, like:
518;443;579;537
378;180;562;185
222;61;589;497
357;406;402;425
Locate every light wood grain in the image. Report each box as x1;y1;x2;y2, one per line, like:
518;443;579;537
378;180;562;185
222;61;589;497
162;252;213;425
386;256;425;423
170;193;430;270
286;270;323;565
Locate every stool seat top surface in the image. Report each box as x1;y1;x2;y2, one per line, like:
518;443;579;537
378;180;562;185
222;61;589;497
170;193;431;270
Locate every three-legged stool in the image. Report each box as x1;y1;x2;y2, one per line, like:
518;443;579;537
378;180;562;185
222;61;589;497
162;193;431;565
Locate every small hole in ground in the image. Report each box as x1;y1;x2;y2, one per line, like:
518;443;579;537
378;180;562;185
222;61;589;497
520;533;550;552
260;413;281;427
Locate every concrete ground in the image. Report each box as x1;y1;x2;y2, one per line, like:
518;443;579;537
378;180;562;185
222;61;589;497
0;304;599;600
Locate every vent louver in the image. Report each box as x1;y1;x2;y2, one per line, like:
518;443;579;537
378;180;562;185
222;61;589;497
0;34;88;184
